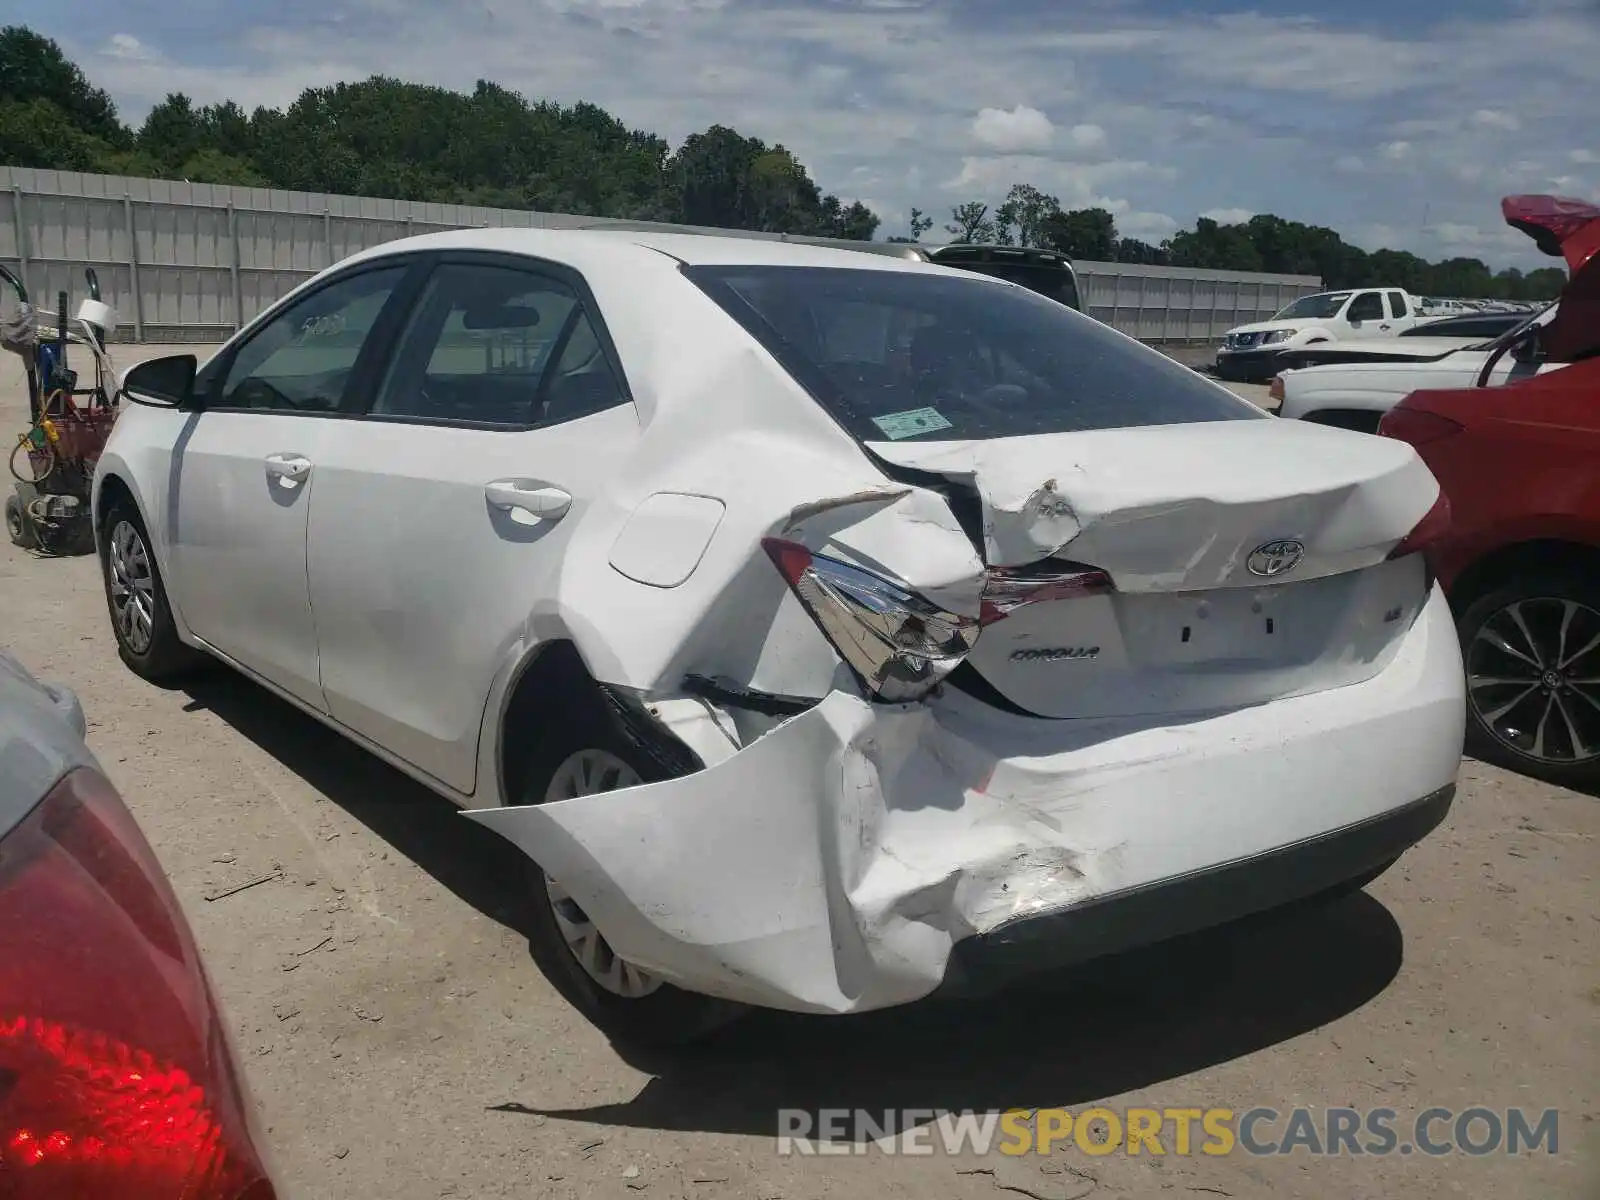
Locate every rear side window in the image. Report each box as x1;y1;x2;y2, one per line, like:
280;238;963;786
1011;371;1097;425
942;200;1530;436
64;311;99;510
684;265;1260;442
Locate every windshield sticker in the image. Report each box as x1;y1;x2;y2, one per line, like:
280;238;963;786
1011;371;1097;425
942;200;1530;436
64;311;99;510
870;407;955;440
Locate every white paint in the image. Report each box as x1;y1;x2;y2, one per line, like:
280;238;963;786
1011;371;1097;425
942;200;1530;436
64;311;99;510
868;418;1438;581
608;493;728;588
93;224;1468;1019
467;587;1464;1014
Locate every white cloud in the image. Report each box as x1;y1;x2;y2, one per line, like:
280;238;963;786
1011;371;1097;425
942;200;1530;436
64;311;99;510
1067;123;1107;153
1201;207;1256;224
971;104;1055;153
1471;109;1522;132
103;33;152;61
1117;209;1179;240
50;0;1600;270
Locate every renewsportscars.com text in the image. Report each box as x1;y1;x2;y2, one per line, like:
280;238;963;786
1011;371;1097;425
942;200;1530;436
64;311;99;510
775;1106;1561;1158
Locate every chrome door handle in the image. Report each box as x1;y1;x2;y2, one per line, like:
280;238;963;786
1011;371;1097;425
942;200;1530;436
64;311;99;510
484;480;572;521
265;454;312;484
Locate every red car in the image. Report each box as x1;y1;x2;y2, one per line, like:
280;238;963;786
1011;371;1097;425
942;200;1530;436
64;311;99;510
1379;195;1600;789
0;648;280;1198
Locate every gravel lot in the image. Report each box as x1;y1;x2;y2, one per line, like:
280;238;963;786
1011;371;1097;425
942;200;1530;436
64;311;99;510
2;344;1595;1200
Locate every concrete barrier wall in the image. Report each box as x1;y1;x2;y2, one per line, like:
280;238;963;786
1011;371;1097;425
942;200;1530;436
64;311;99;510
1;166;1323;345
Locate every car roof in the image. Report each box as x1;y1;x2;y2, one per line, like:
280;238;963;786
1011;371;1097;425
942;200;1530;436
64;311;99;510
341;225;967;277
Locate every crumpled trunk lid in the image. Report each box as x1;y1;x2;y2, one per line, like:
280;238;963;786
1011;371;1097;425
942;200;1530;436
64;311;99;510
868;418;1440;720
867;417;1437;583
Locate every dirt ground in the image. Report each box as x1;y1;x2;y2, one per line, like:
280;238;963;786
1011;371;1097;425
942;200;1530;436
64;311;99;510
2;344;1595;1200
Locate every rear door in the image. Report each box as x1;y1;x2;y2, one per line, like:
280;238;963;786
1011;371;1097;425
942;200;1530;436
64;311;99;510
304;253;641;794
167;262;416;708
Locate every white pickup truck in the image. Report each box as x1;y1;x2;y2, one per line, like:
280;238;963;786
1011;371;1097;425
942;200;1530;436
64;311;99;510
1274;302;1566;432
1216;287;1434;381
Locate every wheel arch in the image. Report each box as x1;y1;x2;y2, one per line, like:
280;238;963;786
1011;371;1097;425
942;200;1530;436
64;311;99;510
1445;538;1600;613
490;638;704;811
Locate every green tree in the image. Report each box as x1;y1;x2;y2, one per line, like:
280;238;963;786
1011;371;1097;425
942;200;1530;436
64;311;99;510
945;201;996;243
1168;218;1263;272
1040;208;1117;260
0;26;125;145
1114;237;1168;265
138;94;209;170
994;184;1062;248
0;96;108;169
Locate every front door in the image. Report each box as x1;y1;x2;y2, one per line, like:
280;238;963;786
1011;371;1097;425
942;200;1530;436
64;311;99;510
305;256;641;793
167;264;412;708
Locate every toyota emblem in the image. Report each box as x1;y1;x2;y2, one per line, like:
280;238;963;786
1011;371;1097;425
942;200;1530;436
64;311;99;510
1247;539;1306;578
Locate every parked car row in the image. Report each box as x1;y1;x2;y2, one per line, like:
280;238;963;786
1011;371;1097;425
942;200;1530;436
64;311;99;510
1284;194;1600;789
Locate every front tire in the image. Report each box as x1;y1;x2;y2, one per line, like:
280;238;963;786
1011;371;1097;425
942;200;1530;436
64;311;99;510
98;500;208;683
1457;571;1600;790
517;693;742;1048
5;492;37;550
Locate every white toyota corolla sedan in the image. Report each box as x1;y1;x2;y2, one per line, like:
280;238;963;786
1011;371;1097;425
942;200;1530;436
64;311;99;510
95;229;1465;1045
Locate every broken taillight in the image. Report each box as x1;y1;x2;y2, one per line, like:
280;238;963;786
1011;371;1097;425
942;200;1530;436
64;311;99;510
0;767;277;1200
762;538;981;701
980;562;1112;626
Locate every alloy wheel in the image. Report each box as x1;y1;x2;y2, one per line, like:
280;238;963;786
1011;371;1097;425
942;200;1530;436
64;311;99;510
108;519;157;655
541;748;661;999
1467;597;1600;767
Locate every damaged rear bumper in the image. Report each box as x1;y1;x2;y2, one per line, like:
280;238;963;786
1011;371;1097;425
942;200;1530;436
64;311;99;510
466;588;1465;1016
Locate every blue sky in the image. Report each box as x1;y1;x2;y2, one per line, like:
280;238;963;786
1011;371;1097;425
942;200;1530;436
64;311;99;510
32;0;1600;268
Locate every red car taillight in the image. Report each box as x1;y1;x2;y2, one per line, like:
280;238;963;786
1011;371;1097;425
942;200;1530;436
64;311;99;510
0;768;276;1200
1386;491;1453;563
980;562;1112;626
1377;406;1464;446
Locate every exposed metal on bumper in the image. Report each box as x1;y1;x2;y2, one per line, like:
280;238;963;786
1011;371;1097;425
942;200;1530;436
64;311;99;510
466;589;1464;1015
935;783;1454;998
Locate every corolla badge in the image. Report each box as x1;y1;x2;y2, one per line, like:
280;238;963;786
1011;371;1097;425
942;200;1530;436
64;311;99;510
1010;647;1101;663
1247;539;1306;578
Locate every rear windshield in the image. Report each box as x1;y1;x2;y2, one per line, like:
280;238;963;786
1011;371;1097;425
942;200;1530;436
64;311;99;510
684;265;1260;442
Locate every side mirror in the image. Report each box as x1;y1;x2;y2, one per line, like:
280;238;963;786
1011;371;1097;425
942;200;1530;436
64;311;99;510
121;354;197;408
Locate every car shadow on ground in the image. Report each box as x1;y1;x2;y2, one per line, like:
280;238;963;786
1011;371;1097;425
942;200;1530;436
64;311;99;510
532;891;1403;1139
183;669;1406;1140
181;671;542;940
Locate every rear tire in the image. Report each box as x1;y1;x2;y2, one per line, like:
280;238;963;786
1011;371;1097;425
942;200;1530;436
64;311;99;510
98;500;208;683
516;690;743;1048
1456;571;1600;791
5;492;37;550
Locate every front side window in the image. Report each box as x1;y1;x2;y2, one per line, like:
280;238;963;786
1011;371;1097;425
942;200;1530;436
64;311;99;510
217;267;406;412
686;265;1261;443
1274;292;1350;320
372;263;625;427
